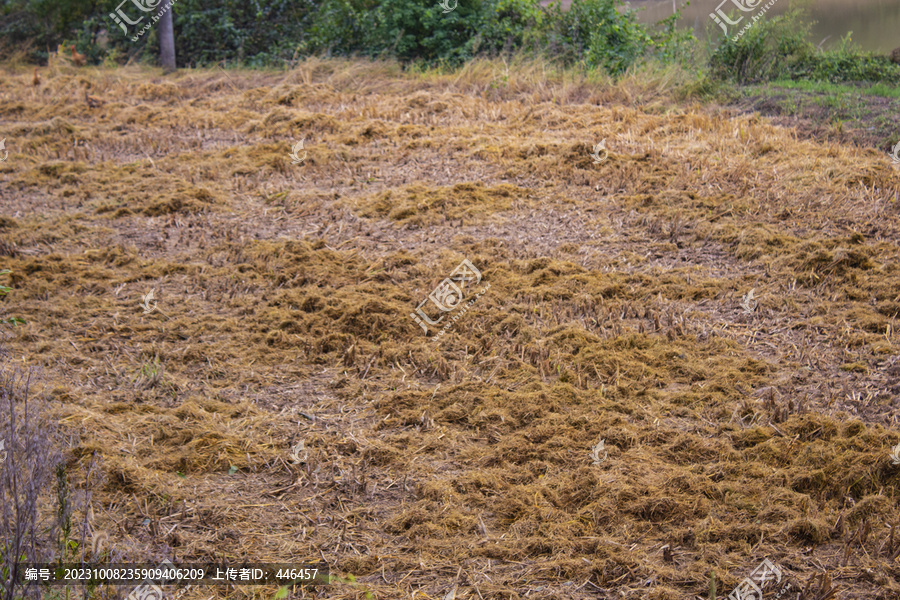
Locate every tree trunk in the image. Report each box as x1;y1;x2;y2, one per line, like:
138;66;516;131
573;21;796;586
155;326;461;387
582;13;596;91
159;1;176;73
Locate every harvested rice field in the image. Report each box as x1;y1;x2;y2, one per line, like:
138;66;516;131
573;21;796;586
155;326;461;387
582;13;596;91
1;59;900;600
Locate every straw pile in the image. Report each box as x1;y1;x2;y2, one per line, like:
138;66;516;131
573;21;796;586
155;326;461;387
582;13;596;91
0;57;899;599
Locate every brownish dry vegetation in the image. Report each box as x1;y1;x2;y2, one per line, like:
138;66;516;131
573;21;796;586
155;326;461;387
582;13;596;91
1;58;900;600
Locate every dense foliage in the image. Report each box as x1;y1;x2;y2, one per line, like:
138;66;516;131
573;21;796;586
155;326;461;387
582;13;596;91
709;8;900;86
1;0;899;84
1;0;692;74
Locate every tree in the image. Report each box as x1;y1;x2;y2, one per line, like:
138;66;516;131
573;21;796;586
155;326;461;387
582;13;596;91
159;0;175;72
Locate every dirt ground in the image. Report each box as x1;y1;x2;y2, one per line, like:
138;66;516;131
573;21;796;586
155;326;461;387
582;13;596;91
1;58;900;600
734;84;900;156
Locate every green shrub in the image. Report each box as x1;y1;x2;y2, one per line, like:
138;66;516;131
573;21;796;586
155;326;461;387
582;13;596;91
540;0;693;75
303;0;372;57
0;270;24;329
3;0;694;74
0;0;99;60
576;0;652;74
364;0;478;64
302;0;687;73
167;0;316;66
799;33;900;85
710;8;900;85
709;7;815;84
467;0;548;58
649;8;697;68
541;0;649;74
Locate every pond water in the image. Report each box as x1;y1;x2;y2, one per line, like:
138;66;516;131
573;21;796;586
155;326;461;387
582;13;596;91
630;0;900;53
542;0;900;54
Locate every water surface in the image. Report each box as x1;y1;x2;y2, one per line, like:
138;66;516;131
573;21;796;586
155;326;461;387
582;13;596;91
541;0;900;53
630;0;900;53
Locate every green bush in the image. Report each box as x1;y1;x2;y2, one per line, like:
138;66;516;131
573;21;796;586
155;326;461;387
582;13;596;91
305;0;551;67
709;8;814;84
564;0;653;74
0;0;101;59
709;8;900;85
799;33;900;85
466;0;548;58
301;0;688;72
303;0;372;57
364;0;478;64
540;0;693;75
164;0;316;67
0;270;24;329
2;0;693;75
649;9;696;68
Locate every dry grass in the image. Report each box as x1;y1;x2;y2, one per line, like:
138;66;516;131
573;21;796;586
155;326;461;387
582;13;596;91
1;56;899;600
